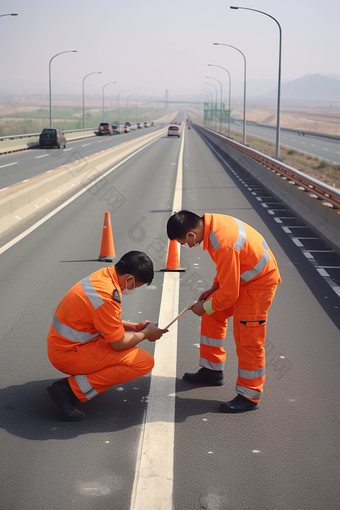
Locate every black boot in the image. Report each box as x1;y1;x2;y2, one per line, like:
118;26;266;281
220;394;259;413
47;379;85;421
183;367;224;386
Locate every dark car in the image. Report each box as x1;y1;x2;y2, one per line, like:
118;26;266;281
137;122;142;129
97;123;113;136
39;128;66;149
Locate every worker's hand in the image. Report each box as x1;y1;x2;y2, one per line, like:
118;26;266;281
191;300;206;316
144;322;168;342
135;320;151;332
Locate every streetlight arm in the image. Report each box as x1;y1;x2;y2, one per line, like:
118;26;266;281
230;6;282;158
230;6;282;33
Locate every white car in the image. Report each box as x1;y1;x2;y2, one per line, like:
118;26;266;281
168;124;180;138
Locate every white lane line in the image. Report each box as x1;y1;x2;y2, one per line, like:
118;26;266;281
130;125;185;510
82;143;91;147
292;238;303;247
64;148;73;151
0;162;18;169
0;187;9;192
317;268;329;277
0;133;165;255
36;154;49;159
21;179;29;183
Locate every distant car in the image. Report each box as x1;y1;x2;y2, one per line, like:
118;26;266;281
124;126;130;133
151;121;155;127
39;127;66;149
168;125;180;138
137;122;142;129
111;124;125;134
125;121;137;131
144;122;149;128
97;123;113;136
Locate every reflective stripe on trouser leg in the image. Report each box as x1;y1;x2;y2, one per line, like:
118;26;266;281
234;317;267;402
69;348;155;402
199;310;230;370
74;375;98;401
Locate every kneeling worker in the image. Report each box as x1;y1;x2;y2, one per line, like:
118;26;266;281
47;251;167;421
167;211;281;413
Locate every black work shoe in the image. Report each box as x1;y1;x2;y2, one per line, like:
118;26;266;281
47;379;85;421
220;394;259;413
183;367;224;386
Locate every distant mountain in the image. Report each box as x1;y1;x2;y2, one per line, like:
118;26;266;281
267;74;340;101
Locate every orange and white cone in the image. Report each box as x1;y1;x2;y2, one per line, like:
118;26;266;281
99;212;116;262
160;239;185;272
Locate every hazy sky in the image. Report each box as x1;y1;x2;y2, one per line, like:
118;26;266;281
1;0;339;101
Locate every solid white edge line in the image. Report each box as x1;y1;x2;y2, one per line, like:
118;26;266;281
130;125;185;510
0;133;165;256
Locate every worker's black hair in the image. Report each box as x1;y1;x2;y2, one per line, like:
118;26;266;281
115;251;154;285
166;210;203;240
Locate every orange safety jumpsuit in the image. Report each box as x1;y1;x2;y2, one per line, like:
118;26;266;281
47;266;154;402
201;214;281;402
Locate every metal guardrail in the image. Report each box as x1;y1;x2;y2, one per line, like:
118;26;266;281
0;127;97;142
197;126;340;211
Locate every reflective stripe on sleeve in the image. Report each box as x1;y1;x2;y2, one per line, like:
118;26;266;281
209;230;220;251
75;375;98;400
233;217;246;251
236;385;262;399
200;335;225;348
240;239;270;282
52;315;101;343
81;276;104;310
238;367;265;380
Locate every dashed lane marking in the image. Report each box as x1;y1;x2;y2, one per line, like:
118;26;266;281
0;162;18;168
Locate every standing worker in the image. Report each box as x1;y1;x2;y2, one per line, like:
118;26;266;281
166;211;281;413
47;251;167;421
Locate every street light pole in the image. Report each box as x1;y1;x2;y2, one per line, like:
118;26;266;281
230;6;282;159
204;82;218;131
102;82;116;122
117;90;129;124
206;76;223;133
49;50;77;128
214;42;247;145
82;72;102;129
208;64;232;138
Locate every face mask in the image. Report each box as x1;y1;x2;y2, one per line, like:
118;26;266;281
181;232;201;249
121;275;136;295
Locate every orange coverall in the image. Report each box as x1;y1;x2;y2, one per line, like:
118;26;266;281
47;266;154;402
201;214;281;402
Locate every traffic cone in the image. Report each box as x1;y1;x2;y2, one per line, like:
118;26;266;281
160;239;185;272
99;212;116;262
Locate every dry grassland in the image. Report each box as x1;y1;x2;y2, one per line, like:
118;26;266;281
188;107;340;190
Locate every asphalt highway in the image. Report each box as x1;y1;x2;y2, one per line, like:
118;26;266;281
229;120;340;165
0;114;339;510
